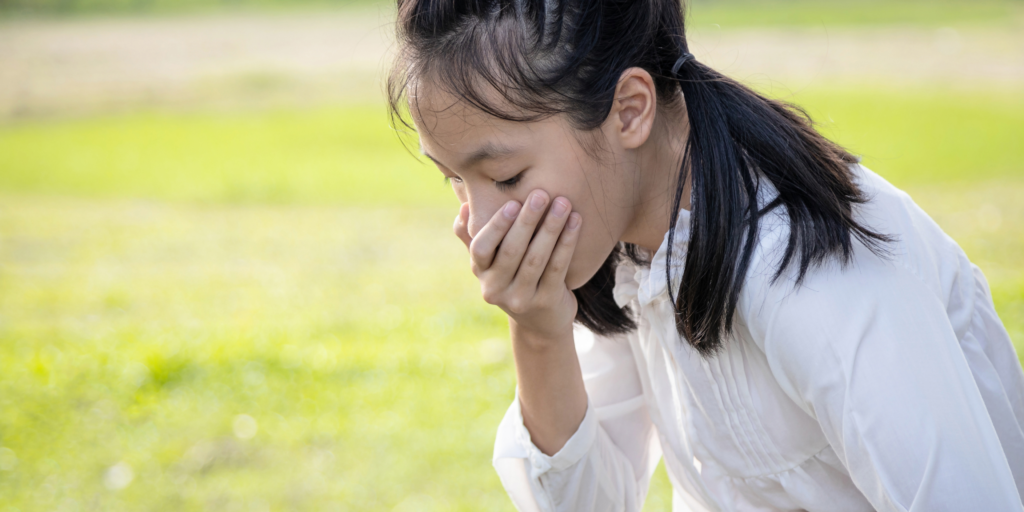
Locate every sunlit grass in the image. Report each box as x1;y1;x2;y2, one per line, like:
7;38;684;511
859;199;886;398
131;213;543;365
0;185;1021;511
0;105;447;207
2;89;1022;204
792;87;1024;186
0;199;516;510
690;0;1024;29
3;0;1020;28
0;85;1022;510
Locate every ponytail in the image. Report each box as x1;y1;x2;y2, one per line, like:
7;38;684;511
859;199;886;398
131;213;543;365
668;52;891;356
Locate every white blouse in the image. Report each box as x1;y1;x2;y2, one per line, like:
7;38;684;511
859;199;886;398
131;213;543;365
492;165;1024;512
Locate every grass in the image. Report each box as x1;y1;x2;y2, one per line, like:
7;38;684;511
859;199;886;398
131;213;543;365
3;0;1022;28
0;105;450;207
689;0;1024;29
3;88;1023;204
0;199;518;510
794;88;1024;186
0;85;1022;509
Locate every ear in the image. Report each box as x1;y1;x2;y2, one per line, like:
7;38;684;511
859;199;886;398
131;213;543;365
605;67;658;150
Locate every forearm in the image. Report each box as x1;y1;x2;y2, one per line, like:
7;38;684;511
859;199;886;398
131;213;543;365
511;318;589;456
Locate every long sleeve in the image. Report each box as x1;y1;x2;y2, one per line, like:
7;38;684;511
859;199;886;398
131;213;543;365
492;324;661;512
746;243;1024;511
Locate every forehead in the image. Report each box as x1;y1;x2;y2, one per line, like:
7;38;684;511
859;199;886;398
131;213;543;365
410;80;557;164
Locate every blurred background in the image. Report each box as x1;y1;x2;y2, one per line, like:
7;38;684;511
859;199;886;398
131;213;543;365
0;0;1022;510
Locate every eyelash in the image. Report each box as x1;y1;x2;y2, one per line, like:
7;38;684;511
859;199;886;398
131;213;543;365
495;173;523;192
444;173;523;192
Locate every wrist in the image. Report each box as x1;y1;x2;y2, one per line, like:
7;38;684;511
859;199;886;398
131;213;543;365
509;317;573;351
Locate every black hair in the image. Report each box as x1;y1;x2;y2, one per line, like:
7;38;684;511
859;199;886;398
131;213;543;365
387;0;891;356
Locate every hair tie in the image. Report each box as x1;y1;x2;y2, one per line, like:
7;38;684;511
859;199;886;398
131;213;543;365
671;52;695;77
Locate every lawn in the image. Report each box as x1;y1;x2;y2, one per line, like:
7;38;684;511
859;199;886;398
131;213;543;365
4;88;1022;202
3;0;1021;28
0;198;516;510
1;83;1022;511
1;0;1023;504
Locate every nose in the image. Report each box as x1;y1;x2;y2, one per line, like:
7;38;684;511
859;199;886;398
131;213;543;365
466;201;495;239
463;187;526;240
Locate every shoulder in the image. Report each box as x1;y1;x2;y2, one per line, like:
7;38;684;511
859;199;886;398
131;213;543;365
739;164;966;329
736;165;972;401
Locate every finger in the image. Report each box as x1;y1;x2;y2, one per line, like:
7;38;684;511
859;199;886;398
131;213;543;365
538;212;582;292
510;197;571;291
467;199;522;272
489;190;550;278
453;202;472;249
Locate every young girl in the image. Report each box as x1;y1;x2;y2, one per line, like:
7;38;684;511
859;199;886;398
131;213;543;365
387;1;1024;510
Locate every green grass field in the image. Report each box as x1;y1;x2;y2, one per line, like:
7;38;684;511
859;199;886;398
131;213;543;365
4;88;1023;203
1;1;1023;507
3;0;1022;28
1;84;1022;512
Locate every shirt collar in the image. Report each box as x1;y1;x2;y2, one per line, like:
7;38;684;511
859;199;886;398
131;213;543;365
612;209;691;308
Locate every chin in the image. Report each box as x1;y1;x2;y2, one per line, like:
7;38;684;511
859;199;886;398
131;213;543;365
565;256;603;291
566;239;622;290
566;272;588;291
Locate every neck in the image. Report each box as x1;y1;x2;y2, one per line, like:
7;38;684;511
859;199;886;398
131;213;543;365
619;104;691;254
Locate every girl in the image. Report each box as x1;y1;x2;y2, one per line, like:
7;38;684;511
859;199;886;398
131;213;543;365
387;0;1024;510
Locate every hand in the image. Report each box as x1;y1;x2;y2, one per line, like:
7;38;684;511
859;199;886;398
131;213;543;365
453;190;583;342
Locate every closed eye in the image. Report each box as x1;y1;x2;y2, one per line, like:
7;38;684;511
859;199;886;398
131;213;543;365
495;172;524;192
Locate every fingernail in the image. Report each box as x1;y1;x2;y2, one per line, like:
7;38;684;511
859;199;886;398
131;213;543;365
503;201;521;219
567;213;581;230
529;193;547;211
551;199;569;217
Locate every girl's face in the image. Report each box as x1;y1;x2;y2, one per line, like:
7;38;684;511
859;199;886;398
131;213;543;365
413;87;643;290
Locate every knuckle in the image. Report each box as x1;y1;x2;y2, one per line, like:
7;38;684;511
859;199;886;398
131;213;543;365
470;243;489;262
506;297;526;315
524;253;543;269
498;243;518;260
480;287;500;305
547;259;566;274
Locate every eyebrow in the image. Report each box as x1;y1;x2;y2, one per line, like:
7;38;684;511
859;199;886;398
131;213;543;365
420;141;521;169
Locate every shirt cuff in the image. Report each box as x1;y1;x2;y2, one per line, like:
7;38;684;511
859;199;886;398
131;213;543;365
509;389;598;476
